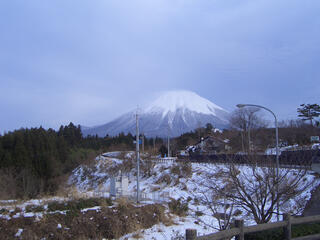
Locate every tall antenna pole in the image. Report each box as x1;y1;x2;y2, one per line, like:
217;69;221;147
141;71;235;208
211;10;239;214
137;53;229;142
136;110;140;203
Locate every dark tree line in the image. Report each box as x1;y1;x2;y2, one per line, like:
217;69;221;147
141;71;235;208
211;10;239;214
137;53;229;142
0;123;167;199
83;132;164;152
0;123;95;198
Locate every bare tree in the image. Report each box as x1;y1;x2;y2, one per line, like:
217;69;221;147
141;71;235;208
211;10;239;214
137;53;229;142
190;165;236;231
225;160;312;224
229;107;268;153
190;157;314;226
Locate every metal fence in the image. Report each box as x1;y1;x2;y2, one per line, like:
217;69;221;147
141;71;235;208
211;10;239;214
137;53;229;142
127;191;171;203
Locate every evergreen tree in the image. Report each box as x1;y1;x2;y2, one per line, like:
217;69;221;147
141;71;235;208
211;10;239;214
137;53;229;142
159;145;168;157
297;103;320;126
205;123;214;134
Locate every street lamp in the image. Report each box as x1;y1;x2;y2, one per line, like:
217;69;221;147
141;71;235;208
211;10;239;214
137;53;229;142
236;104;280;221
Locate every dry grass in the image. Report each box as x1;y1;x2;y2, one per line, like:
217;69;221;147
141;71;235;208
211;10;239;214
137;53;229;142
168;198;189;217
170;162;192;179
0;201;170;239
156;173;172;185
131;231;144;239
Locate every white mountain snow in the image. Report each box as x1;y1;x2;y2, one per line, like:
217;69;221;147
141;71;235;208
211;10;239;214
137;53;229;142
82;90;229;137
145;90;225;117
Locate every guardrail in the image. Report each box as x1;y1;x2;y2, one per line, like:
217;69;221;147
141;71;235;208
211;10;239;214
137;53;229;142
181;150;320;167
153;157;177;162
186;214;320;240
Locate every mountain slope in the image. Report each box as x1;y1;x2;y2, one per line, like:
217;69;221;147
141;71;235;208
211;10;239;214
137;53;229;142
82;90;229;137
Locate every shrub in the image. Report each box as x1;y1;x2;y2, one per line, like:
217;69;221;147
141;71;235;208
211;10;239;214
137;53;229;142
116;197;132;212
292;223;320;238
245;223;320;240
170;165;181;176
245;228;283;240
47;198;112;212
168;198;188;217
156;174;172;185
159;166;168;172
0;203;169;239
0;208;8;214
47;201;69;212
195;210;204;217
75;198;101;209
170;162;192;178
25;205;45;213
180;162;192;178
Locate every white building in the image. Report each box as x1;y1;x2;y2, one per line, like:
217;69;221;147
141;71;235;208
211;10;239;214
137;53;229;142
110;171;129;197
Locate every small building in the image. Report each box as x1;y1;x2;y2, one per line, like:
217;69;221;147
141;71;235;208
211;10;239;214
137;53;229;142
190;136;231;155
110;171;128;197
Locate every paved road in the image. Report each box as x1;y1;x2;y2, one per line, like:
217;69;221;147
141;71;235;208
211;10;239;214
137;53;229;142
303;183;320;216
299;185;320;240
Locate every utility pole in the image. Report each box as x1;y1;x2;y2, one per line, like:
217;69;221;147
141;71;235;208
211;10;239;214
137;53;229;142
141;133;144;154
248;126;251;154
136;111;140;203
241;130;245;153
197;121;201;141
167;126;170;158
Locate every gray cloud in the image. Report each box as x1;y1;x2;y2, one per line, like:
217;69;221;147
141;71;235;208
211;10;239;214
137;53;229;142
0;0;319;132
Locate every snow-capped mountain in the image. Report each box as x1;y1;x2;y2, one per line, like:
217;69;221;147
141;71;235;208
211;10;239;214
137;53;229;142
82;90;229;137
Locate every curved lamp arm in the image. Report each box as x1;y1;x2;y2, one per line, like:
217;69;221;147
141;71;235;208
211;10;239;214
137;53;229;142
236;103;280;221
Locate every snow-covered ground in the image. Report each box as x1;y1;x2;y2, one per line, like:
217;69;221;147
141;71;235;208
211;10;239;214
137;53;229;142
67;152;320;239
312;143;320;150
265;144;300;155
1;151;319;239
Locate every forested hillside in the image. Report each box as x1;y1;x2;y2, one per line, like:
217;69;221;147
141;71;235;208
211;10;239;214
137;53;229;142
0;123;152;199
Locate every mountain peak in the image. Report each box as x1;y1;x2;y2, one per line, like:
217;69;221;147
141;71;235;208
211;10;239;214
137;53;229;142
82;90;229;137
145;90;225;117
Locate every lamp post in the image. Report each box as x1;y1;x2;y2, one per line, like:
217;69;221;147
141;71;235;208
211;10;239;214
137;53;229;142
236;104;280;221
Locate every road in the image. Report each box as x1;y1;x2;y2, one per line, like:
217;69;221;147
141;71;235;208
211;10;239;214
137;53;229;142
303;183;320;217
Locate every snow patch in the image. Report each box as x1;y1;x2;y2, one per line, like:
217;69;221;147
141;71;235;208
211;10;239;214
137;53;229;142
15;228;23;237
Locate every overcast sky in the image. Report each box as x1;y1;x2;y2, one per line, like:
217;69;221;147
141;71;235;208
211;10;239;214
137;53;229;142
0;0;319;132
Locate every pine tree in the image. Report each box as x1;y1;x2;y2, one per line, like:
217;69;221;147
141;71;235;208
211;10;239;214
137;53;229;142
297;104;320;126
205;123;214;134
